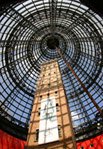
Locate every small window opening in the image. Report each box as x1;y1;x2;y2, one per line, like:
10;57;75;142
80;147;84;149
58;125;62;137
90;143;94;147
55;91;58;95
47;93;50;97
35;129;39;141
40;95;42;100
48;83;50;87
38;107;41;116
56;103;59;111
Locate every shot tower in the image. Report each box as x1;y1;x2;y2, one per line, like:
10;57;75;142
26;60;76;149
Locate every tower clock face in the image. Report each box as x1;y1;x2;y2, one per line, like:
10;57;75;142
38;97;59;144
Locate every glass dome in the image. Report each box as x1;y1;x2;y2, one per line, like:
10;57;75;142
0;0;103;141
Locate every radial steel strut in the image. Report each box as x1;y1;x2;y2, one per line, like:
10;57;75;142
57;48;103;117
50;0;56;35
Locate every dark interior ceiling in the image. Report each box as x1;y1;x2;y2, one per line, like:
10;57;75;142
0;0;103;141
80;0;103;17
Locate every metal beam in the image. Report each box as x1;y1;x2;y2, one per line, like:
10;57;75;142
57;48;103;117
9;6;38;31
50;0;57;35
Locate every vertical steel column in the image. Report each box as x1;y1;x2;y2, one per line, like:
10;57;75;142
50;0;56;35
57;48;103;117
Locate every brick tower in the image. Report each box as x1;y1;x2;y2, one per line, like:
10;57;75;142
26;60;76;149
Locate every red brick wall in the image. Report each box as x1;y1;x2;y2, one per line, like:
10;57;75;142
77;134;103;149
0;129;26;149
0;129;103;149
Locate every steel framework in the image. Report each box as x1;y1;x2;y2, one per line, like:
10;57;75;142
0;0;103;141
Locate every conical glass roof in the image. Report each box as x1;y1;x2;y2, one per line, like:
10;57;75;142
0;0;103;140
